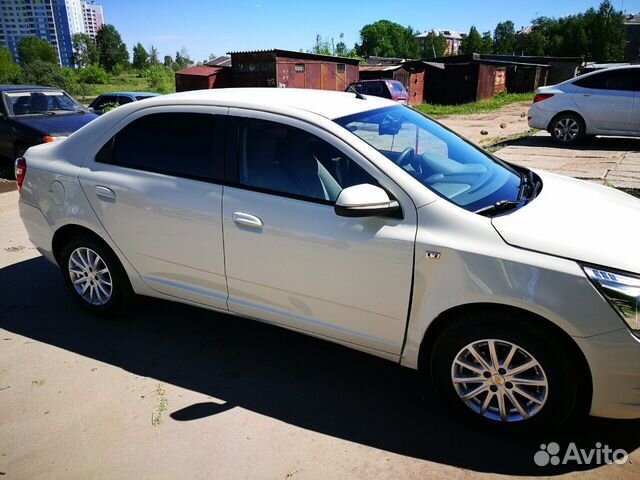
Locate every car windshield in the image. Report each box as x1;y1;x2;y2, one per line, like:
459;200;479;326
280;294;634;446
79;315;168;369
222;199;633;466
4;90;82;116
334;105;522;212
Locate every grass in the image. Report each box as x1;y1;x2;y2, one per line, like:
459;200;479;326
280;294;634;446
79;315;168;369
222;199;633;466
76;73;175;104
414;92;534;118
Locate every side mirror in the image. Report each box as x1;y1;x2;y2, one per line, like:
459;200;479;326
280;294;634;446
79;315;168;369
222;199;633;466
87;107;95;113
334;184;402;218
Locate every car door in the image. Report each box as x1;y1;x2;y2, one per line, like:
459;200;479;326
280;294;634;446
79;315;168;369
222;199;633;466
573;69;636;131
222;109;417;355
78;106;229;309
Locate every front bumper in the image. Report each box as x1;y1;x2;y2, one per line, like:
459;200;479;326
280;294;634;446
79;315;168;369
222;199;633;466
575;328;640;419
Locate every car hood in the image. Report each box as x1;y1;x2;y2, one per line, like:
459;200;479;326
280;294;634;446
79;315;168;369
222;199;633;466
492;171;640;274
13;113;98;136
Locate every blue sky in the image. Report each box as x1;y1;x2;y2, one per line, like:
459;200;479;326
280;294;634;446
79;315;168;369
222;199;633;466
103;0;640;62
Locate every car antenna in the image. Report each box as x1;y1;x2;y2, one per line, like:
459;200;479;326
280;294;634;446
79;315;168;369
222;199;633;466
347;85;366;100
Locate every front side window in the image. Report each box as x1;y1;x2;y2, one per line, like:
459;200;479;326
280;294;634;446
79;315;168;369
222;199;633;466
335;106;522;212
117;95;133;105
97;112;225;181
4;90;82;116
239;118;377;203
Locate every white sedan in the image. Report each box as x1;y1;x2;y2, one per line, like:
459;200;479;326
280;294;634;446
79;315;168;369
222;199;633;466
16;88;640;433
528;65;640;144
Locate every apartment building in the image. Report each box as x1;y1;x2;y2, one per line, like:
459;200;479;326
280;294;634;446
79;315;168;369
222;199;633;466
416;29;465;56
82;0;104;40
0;0;103;68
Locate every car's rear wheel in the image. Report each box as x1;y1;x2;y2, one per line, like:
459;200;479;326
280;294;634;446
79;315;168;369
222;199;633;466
430;314;582;433
59;236;133;315
549;113;585;145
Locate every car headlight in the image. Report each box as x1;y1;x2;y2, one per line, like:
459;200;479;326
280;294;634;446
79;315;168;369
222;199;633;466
583;265;640;332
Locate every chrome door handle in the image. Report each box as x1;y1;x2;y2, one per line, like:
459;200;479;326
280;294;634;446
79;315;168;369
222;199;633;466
95;185;116;201
232;211;263;228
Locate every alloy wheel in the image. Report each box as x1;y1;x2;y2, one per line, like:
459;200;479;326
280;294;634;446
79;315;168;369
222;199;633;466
451;339;548;422
553;117;580;143
68;247;113;306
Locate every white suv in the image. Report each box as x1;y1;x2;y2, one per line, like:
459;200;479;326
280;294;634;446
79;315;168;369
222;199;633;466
528;66;640;144
17;88;640;433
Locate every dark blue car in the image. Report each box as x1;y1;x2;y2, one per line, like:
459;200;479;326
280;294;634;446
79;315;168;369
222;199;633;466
0;85;97;161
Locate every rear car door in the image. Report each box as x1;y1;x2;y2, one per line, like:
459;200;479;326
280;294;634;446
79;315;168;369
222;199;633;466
0;95;14;159
573;69;636;131
78;106;229;309
221;110;417;355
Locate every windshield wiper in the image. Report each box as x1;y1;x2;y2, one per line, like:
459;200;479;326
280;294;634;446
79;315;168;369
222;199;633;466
474;200;523;216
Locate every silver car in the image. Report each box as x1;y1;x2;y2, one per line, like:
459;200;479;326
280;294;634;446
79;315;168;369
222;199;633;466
16;88;640;433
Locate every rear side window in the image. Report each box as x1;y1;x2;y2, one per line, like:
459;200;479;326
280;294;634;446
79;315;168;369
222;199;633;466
96;112;225;181
364;82;385;96
573;69;637;91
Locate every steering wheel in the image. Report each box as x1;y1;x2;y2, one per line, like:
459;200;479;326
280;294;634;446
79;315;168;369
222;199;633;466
396;147;415;167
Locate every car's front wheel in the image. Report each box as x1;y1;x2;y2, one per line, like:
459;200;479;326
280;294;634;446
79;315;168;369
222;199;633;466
549;113;585;145
430;314;583;433
59;236;133;315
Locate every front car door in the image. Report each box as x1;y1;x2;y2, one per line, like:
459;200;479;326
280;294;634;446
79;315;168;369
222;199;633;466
573;69;636;132
221;109;417;356
0;93;14;158
78;106;229;309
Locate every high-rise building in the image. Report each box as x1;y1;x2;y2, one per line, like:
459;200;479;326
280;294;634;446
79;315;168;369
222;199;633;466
0;0;103;68
82;1;105;40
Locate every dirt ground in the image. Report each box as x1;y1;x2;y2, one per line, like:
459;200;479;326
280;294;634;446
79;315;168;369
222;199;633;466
1;102;640;479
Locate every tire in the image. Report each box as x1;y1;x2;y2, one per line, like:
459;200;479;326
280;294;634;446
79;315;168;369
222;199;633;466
429;313;581;434
549;113;585;145
59;235;133;316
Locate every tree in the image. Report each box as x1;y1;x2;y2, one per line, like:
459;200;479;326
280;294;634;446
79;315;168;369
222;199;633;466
584;0;624;62
72;33;99;68
356;20;420;59
17;37;58;65
461;26;482;54
149;45;160;65
493;21;516;54
480;31;494;54
163;55;173;67
22;60;69;89
335;33;348;56
0;48;21;83
132;42;149;70
96;24;129;72
522;31;547;56
421;30;447;59
173;48;193;70
311;34;332;55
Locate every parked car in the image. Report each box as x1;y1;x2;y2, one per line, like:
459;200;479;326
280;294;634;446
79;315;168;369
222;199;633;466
0;85;96;160
89;92;160;115
16;88;640;433
347;79;409;104
528;66;640;145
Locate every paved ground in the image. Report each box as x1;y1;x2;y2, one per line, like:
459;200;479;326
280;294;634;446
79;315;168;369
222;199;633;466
437;101;534;145
2;103;640;479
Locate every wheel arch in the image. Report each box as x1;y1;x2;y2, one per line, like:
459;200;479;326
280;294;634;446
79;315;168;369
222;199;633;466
417;302;593;411
546;110;586;133
52;223;115;265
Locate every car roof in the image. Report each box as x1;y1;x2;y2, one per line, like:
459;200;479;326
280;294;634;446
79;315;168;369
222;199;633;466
0;85;64;92
137;88;394;120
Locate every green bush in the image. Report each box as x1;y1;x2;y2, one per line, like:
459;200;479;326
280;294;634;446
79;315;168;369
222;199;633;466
0;48;21;84
22;60;70;90
143;65;174;94
78;65;109;84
